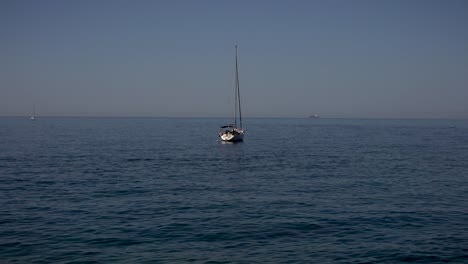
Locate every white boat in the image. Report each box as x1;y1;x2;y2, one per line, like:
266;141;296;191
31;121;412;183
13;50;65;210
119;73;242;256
219;45;244;142
220;124;244;142
30;105;36;120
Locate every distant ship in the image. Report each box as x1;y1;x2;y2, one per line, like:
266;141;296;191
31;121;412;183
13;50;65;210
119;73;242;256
219;45;244;142
30;105;36;120
309;115;320;118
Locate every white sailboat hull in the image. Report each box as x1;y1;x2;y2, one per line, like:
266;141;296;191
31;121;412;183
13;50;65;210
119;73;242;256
220;130;244;142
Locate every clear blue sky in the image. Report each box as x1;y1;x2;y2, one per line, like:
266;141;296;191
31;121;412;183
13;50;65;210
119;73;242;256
1;0;467;118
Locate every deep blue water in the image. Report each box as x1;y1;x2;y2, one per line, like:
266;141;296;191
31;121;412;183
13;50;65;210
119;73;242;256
1;117;467;263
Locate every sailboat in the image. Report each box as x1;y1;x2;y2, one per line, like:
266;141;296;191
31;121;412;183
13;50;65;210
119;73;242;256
30;105;36;120
219;45;244;142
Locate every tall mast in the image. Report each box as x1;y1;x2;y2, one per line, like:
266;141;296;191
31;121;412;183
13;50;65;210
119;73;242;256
234;46;238;127
236;45;242;129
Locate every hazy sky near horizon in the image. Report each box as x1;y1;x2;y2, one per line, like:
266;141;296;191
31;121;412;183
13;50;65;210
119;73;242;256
1;0;467;118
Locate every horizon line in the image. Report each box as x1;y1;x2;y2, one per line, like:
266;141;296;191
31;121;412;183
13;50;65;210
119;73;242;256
0;115;467;120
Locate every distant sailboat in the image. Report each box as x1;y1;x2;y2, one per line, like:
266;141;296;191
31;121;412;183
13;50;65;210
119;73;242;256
219;45;244;142
30;105;36;120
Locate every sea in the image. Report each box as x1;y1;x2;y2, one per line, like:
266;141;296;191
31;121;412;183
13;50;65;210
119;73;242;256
1;117;467;263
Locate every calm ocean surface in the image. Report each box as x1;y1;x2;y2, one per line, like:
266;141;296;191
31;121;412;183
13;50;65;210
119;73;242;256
1;117;467;263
